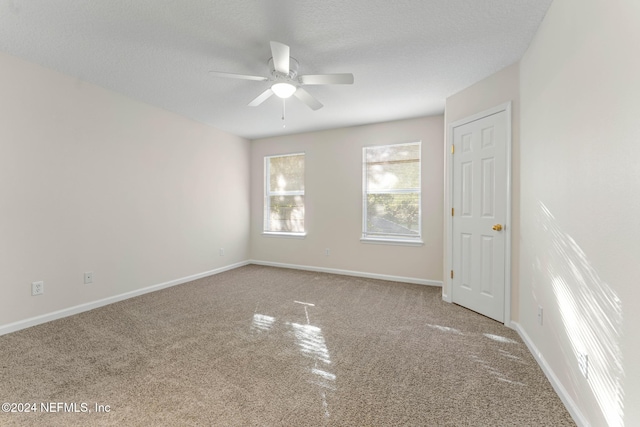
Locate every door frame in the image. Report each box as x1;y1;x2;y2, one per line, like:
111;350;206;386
443;102;512;327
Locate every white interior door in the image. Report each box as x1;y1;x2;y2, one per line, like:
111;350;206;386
451;110;508;322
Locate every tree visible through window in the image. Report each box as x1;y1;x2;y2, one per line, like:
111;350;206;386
264;153;305;233
363;142;421;241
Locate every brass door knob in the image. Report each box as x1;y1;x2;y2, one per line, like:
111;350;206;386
492;224;503;231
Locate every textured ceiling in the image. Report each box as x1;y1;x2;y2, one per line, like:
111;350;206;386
0;0;553;139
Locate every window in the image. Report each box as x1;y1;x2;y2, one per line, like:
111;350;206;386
264;153;305;235
362;142;421;243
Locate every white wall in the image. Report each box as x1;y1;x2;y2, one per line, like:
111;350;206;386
519;0;640;425
6;3;638;422
250;116;444;283
444;62;520;320
0;51;250;330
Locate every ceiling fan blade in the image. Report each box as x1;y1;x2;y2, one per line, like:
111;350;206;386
293;87;323;111
209;71;268;81
270;41;290;74
299;73;354;85
248;88;274;107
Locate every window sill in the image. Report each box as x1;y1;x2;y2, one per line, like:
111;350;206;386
360;237;424;247
262;232;307;239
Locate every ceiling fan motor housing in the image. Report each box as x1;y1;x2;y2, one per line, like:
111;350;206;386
268;57;299;81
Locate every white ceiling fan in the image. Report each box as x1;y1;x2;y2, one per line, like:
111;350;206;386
209;41;354;111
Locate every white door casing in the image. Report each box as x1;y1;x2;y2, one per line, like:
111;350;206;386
445;103;511;324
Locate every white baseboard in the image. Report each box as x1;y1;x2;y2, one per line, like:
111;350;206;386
512;322;589;427
249;260;442;287
1;263;587;426
0;260;250;337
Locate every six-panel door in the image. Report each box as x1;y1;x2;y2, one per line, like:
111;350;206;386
452;111;507;322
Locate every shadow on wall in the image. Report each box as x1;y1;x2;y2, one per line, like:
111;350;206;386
534;202;623;426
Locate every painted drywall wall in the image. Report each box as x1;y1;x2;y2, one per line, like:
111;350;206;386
444;62;520;321
0;51;250;329
250;116;444;283
519;0;640;425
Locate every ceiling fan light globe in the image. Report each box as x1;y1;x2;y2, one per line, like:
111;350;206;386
271;82;297;98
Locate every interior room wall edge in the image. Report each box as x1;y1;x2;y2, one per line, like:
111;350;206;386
250;260;443;287
0;261;251;337
512;322;589;426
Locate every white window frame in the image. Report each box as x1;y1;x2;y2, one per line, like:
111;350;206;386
361;141;423;246
263;152;306;238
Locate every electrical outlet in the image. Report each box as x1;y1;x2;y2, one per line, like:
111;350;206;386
84;272;93;284
219;248;225;256
325;248;330;256
578;352;589;379
537;306;543;326
32;281;44;296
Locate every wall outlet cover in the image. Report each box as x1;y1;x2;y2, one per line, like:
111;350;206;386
32;281;44;296
537;305;543;326
84;272;93;284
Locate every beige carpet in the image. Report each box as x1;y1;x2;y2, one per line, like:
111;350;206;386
0;265;574;426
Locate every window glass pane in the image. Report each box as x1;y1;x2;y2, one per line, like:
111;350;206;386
366;160;419;191
268;195;305;232
269;154;304;193
366;144;420;191
365;143;420;163
363;142;421;240
366;193;420;236
265;153;305;234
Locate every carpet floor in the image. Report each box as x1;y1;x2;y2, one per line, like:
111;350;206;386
0;265;575;426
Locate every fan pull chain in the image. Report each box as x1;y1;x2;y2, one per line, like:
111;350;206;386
281;99;286;128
